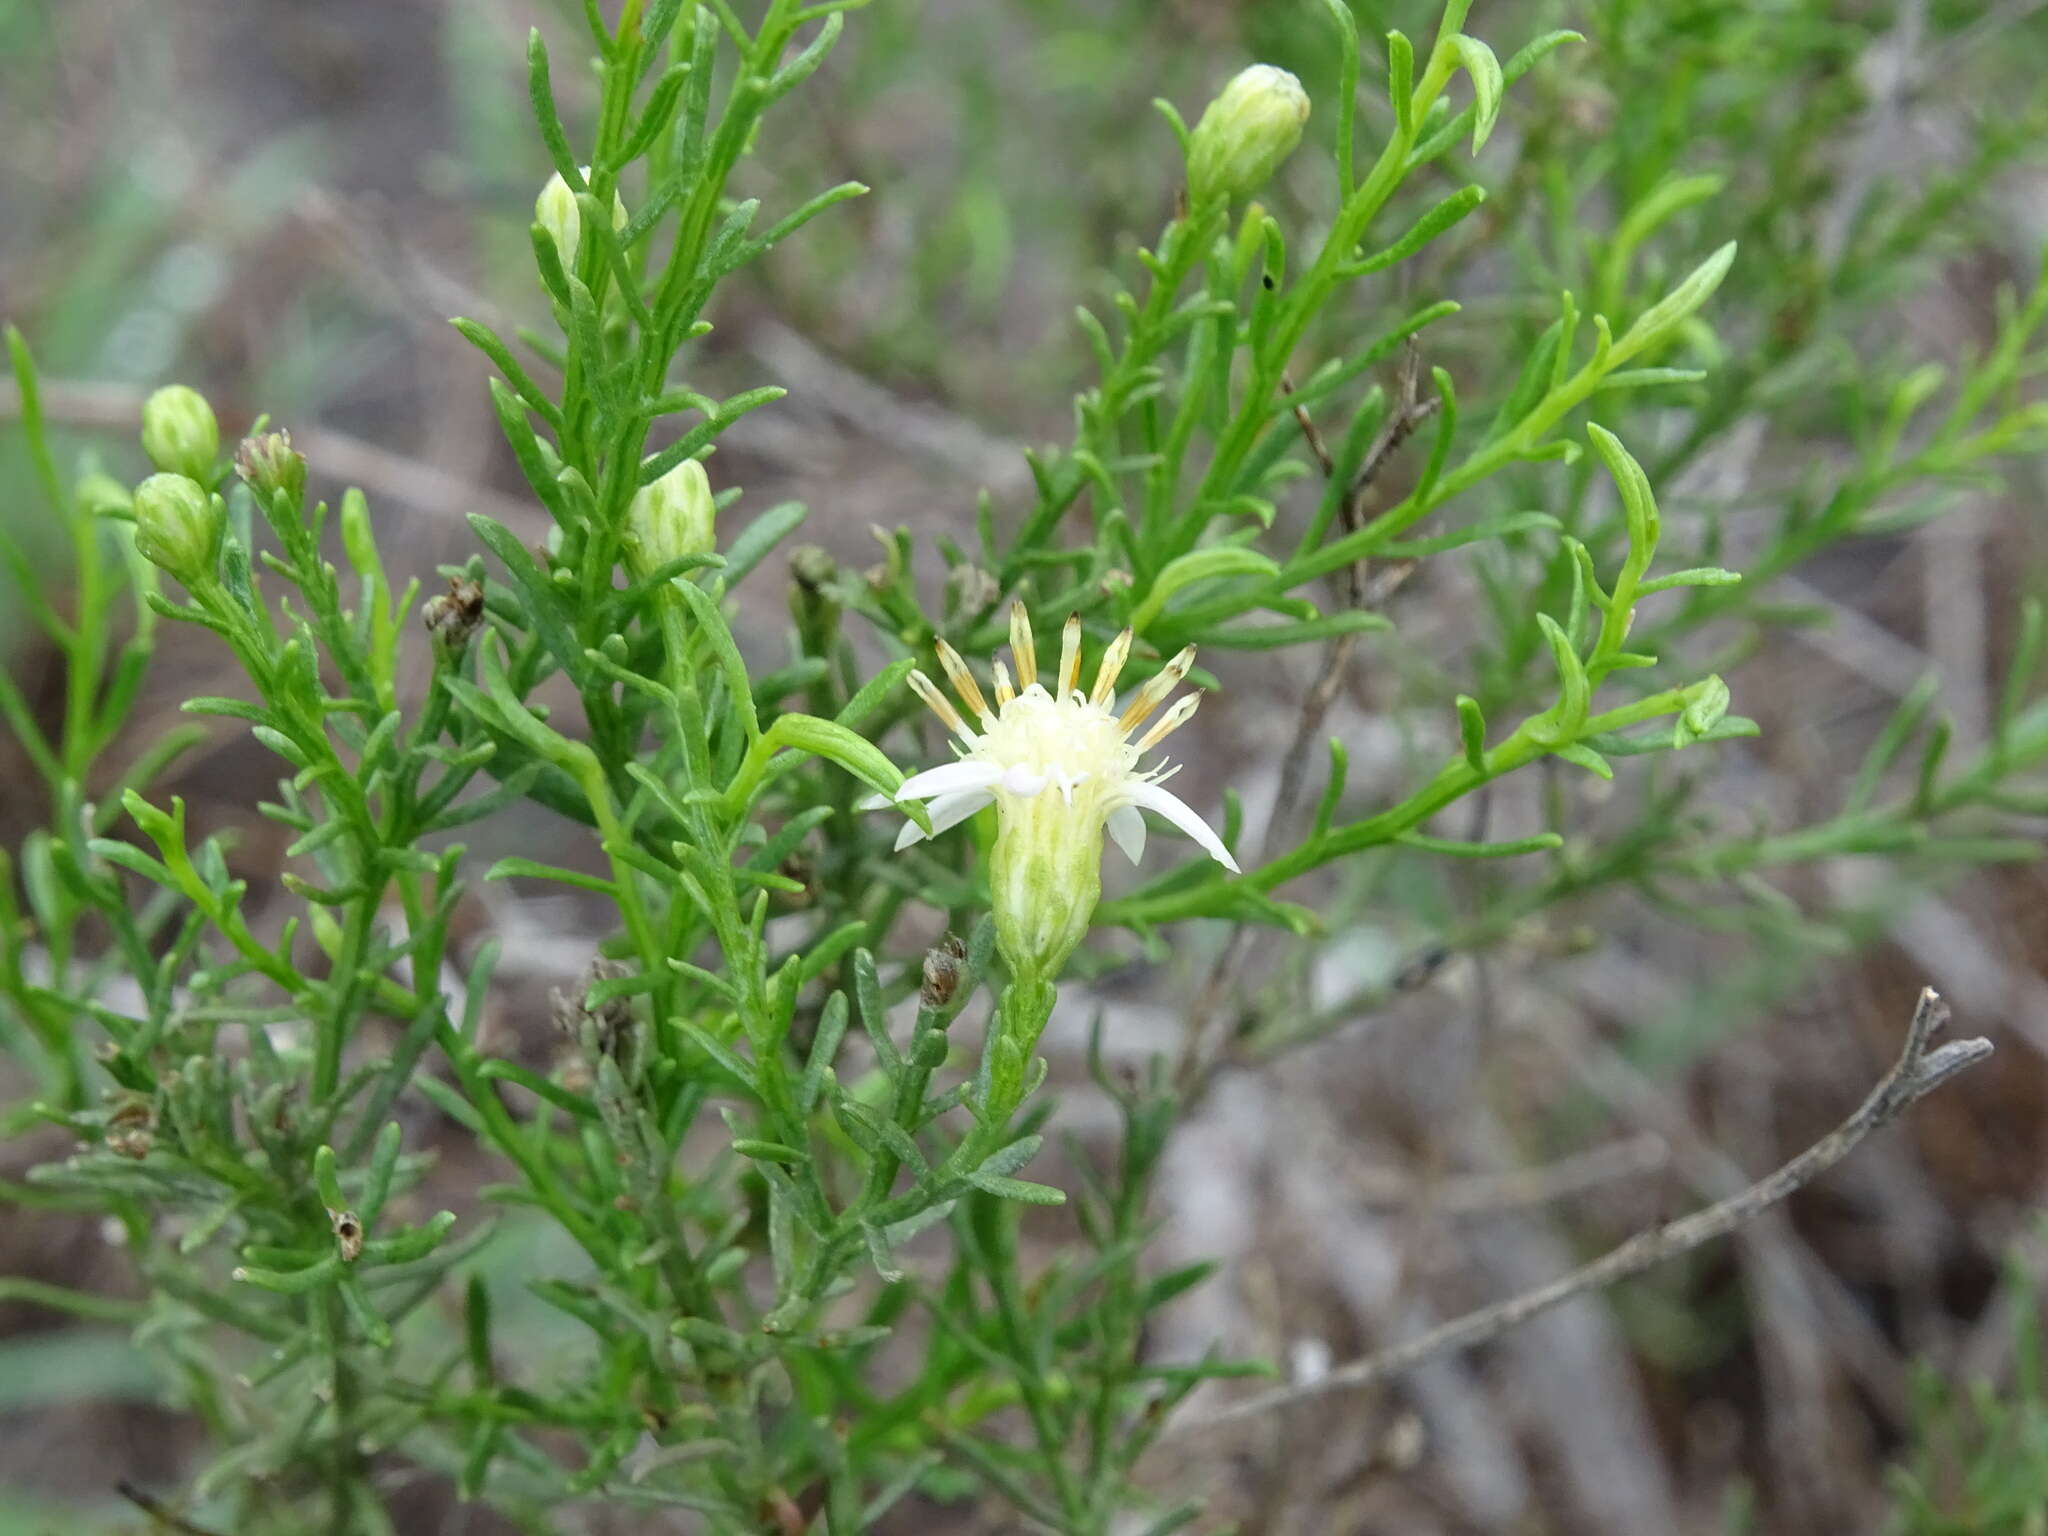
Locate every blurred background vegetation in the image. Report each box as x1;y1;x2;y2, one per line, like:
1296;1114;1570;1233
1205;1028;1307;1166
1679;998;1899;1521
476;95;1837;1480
4;0;2048;1531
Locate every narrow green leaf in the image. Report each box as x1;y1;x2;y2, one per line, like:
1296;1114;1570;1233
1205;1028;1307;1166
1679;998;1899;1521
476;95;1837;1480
1131;547;1281;631
1456;695;1486;770
1387;31;1415;136
1344;185;1485;277
966;1171;1066;1205
1609;242;1736;367
525;31;581;184
483;857;616;895
1398;830;1563;858
1449;35;1503;151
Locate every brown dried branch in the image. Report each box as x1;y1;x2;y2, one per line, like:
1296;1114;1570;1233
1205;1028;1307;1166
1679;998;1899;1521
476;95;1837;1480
1167;987;1991;1436
1346;1132;1670;1214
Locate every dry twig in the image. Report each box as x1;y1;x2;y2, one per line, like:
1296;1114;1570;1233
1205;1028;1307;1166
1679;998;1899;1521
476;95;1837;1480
1167;987;1990;1435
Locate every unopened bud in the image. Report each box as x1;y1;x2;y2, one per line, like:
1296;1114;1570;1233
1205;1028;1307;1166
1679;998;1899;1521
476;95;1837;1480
131;473;223;587
624;458;716;579
140;384;220;483
920;933;967;1011
235;429;306;505
422;574;485;661
1186;65;1310;207
536;166;628;273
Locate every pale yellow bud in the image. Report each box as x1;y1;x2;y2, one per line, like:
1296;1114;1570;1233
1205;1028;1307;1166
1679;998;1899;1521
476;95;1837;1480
140;385;219;483
536;166;629;273
623;458;716;579
1186;65;1311;207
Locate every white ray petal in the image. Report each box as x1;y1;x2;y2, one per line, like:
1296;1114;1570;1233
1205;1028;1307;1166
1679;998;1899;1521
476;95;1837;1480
893;789;994;850
1125;781;1239;872
1106;805;1147;865
894;759;1005;803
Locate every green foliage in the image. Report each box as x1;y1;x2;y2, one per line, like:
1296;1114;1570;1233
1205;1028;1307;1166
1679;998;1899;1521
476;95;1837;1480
1;0;2045;1530
1890;1256;2048;1535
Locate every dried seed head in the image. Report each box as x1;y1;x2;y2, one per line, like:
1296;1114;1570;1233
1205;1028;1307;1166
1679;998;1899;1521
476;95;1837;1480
331;1209;365;1263
422;575;486;660
920;933;968;1010
552;956;635;1063
107;1126;153;1161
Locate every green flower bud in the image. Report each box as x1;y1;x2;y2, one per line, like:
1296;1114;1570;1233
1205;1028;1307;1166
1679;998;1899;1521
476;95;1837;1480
536;166;628;273
623;458;716;580
1185;64;1310;208
140;384;220;483
131;472;224;587
234;429;306;505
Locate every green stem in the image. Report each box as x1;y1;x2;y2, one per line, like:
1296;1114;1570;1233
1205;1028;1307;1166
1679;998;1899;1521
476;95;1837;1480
1102;686;1697;928
313;892;377;1102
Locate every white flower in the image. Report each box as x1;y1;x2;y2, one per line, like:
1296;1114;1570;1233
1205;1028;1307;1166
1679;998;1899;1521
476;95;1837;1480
882;605;1237;976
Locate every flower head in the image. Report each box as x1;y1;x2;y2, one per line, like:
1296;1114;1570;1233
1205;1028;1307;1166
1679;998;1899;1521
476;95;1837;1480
131;472;223;588
140;384;220;484
885;604;1237;977
1185;64;1310;207
623;457;717;578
